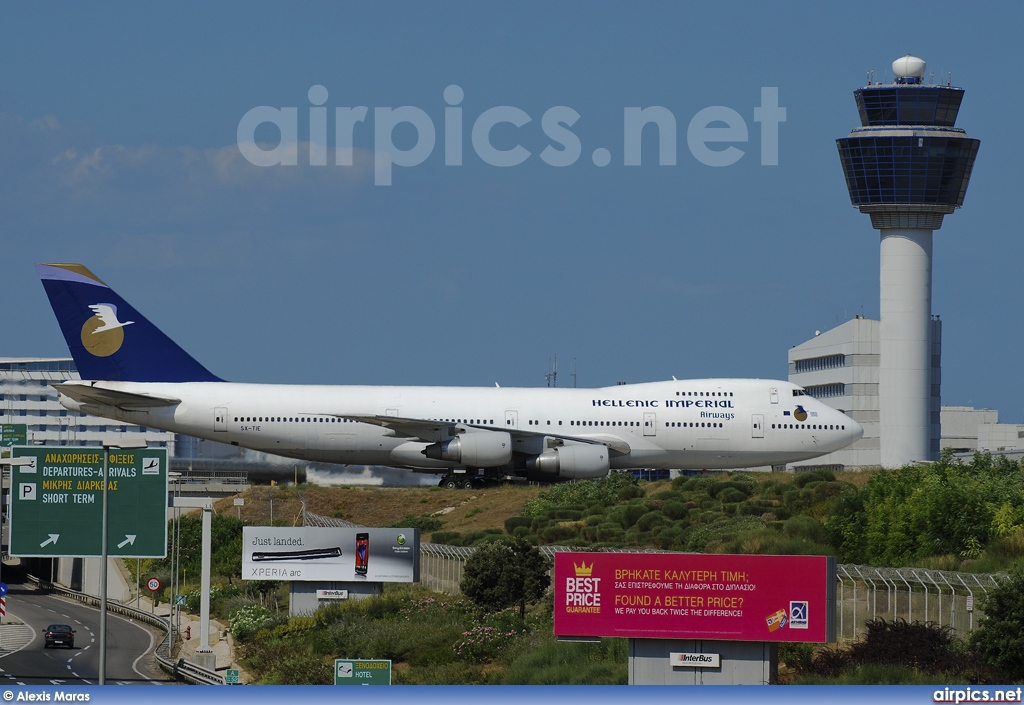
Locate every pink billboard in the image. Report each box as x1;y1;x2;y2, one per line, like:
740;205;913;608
554;552;836;643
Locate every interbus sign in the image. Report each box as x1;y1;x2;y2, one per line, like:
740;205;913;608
554;552;836;643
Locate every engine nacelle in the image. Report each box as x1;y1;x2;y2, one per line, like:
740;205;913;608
423;430;512;467
525;443;610;481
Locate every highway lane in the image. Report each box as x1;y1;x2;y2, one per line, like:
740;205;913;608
0;582;166;685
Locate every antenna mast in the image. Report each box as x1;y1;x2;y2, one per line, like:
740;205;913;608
545;355;557;388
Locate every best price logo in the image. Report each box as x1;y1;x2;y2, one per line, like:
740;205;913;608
565;561;602;614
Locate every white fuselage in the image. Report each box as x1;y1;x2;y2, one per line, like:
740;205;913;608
57;377;862;474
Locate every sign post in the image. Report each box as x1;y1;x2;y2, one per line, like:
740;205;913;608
334;659;391;685
1;425;27;447
8;446;168;558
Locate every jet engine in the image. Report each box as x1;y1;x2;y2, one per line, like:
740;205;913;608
422;430;512;467
525;443;610;481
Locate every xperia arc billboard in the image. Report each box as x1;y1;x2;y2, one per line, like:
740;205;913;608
243;527;419;582
554;553;836;643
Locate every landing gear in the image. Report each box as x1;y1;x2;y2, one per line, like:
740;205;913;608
438;470;511;489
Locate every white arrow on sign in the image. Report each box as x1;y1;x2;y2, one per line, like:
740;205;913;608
117;535;137;549
40;534;59;548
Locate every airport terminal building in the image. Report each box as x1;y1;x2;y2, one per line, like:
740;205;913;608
1;357;174;450
787;319;1023;470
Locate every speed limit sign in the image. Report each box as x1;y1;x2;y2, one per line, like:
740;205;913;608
146;577;162;593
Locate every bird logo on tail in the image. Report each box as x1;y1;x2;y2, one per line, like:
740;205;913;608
80;303;135;357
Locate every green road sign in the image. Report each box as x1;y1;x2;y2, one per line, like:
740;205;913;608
225;669;240;684
334;659;392;685
1;425;27;447
8;446;168;558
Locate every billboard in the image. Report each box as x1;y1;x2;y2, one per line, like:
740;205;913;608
554;552;836;643
242;527;419;582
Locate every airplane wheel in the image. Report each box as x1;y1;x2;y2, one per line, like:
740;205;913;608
442;477;460;489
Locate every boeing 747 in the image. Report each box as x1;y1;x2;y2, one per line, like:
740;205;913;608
37;263;862;486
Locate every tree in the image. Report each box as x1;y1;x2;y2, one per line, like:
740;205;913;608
969;571;1024;680
461;536;551;618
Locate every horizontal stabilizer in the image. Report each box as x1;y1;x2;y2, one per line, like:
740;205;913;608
56;381;181;410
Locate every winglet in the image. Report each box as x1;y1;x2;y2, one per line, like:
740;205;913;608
36;263;223;383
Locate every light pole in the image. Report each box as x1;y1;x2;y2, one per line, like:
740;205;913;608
99;437;147;685
0;456;34;645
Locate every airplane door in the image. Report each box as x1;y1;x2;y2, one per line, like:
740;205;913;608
752;414;764;439
214;407;227;432
770;387;779;404
505;410;519;429
643;412;656;437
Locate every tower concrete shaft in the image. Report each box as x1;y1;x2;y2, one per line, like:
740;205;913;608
879;228;932;467
837;55;979;467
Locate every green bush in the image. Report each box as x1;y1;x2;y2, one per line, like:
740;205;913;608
970;571;1024;680
505;516;534;533
633;510;669;532
608;503;647;529
460;536;551;618
595;523;624;542
783;515;828;544
544;508;584;521
432;531;461;544
389;514;443;532
662;501;690;520
229;603;275;640
540;523;579;544
849;619;958;672
717;487;749;504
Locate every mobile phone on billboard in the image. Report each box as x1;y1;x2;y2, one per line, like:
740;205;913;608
355;532;369;575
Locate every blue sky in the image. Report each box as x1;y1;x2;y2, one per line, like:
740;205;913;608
2;2;1022;421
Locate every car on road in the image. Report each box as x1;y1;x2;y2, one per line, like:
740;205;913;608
42;624;75;648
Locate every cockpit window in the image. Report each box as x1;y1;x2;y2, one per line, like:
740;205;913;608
793;389;807;396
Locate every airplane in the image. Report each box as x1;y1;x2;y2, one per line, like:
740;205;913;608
37;263;863;487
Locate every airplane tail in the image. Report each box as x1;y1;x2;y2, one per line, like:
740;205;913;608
36;263;223;383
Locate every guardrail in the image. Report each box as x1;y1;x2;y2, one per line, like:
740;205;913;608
25;574;225;685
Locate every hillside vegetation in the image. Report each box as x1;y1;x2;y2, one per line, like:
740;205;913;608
145;452;1024;684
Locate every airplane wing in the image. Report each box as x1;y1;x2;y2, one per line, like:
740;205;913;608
55;381;181;410
340;414;632;456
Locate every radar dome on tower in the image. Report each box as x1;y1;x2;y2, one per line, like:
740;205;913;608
893;55;926;81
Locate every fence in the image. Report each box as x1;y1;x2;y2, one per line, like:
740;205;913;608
304;510;1009;642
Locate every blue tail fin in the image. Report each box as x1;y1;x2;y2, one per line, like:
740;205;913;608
37;263;223;383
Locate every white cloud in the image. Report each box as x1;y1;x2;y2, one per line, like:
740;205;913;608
2;109;378;227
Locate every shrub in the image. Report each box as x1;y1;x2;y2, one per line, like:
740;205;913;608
633;511;669;532
432;531;461;544
505;517;534;533
390;514;443;532
970;571;1024;680
717;487;749;504
662;501;690;520
609;503;648;529
595;523;624;542
848;619;958;673
540;523;579;544
229;603;275;640
461;536;551;618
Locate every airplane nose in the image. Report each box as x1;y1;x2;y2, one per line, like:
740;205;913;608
845;415;864;442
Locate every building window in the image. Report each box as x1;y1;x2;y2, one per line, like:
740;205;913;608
794;354;846;373
805;383;847;398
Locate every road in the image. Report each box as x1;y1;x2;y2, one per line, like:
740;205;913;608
0;582;165;685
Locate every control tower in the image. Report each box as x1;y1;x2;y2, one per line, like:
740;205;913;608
837;55;980;467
